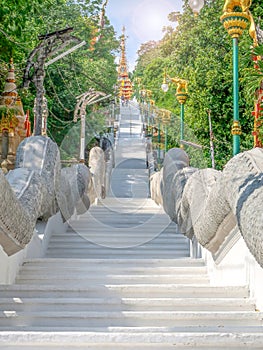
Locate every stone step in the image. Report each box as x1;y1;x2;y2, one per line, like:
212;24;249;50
47;240;189;250
50;234;187;241
53;227;184;233
1;325;263;333
50;236;188;246
52;234;186;241
51;232;186;238
68;227;172;232
46;248;189;254
0;310;262;328
0;297;255;312
45;252;191;259
15;274;209;285
46;251;191;260
19;265;208;275
0;284;249;298
70;222;171;228
48;242;187;249
22;258;205;266
76;208;161;213
46;245;189;251
70;212;168;218
1;332;263;349
76;211;164;218
46;242;189;248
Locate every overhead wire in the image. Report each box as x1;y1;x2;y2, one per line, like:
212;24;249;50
0;28;30;50
48;118;71;130
56;64;77;99
69;54;83;95
46;69;74;113
71;56;114;94
46;128;57;142
48;109;74;125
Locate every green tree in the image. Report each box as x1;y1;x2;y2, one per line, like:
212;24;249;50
134;0;263;169
0;0;119;145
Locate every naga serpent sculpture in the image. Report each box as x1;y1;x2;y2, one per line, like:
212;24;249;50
0;135;100;256
150;147;263;268
223;0;252;13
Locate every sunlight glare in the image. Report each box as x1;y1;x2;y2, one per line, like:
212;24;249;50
131;0;176;42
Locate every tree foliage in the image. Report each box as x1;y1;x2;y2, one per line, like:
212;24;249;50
0;0;119;145
133;0;263;169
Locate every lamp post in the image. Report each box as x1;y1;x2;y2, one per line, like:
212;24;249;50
156;111;161;167
146;90;152;135
139;88;146;133
220;2;251;156
161;71;188;148
134;77;142;102
140;88;153;136
151;108;161;168
161;109;171;154
188;0;252;156
149;99;155;137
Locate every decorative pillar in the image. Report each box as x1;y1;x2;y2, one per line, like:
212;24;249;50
80;112;86;163
157;121;161;166
221;5;250;156
162;109;171;154
162;73;188;149
176;92;188;149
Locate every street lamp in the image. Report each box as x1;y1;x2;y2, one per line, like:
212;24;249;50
188;0;205;16
155;109;162;167
188;0;252;156
160;109;171;153
140;89;153;135
149;99;155;136
161;71;188;148
220;1;251;156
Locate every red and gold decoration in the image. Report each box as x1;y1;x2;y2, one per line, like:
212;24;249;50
90;0;108;51
0;59;31;171
251;56;263;148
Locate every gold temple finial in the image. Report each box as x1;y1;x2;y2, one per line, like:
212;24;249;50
118;26;133;101
1;58;17;106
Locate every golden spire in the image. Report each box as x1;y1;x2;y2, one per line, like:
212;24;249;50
1;58;18;106
118;26;133;101
0;59;24;115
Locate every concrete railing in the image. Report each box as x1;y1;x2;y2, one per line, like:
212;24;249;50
203;231;263;310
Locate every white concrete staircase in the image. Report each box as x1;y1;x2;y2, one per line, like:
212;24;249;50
0;105;262;348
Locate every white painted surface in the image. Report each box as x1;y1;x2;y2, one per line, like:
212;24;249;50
0;212;67;285
203;233;263;311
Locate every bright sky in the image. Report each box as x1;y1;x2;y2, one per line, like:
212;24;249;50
106;0;183;71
